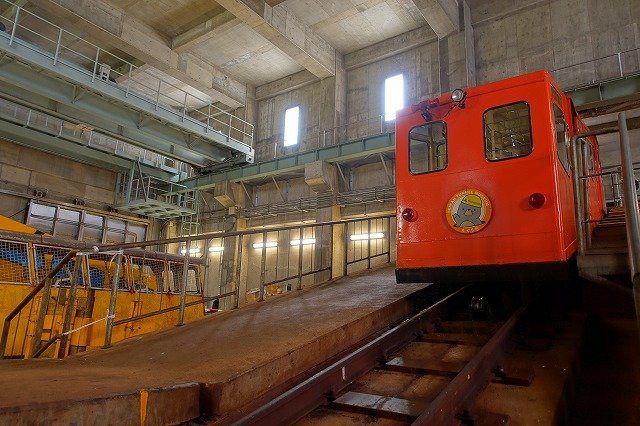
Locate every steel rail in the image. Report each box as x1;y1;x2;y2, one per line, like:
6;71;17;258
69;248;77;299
234;284;470;426
413;304;527;425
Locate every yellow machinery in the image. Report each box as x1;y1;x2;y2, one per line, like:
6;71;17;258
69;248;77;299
0;214;205;359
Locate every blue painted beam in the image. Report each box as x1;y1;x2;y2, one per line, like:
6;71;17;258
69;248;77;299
567;74;640;111
179;132;396;191
0;118;175;180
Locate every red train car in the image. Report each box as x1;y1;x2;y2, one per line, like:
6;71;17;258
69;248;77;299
395;70;605;283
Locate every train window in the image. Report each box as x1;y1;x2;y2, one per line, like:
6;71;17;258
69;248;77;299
409;122;447;174
483;102;533;161
554;104;570;175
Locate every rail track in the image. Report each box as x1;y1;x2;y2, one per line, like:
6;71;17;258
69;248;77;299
234;284;535;425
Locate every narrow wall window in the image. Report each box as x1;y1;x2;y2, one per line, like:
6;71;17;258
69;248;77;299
385;74;404;121
284;106;300;147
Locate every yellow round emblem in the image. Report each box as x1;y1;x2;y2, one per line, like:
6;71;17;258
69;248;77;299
446;189;492;234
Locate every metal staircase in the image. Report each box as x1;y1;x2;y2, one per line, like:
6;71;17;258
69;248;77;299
115;165;198;220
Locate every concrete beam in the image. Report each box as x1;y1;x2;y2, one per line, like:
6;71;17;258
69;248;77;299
215;0;336;78
172;11;241;53
255;70;318;100
403;0;460;39
36;0;246;107
589;116;640;134
344;27;437;71
0;0;26;19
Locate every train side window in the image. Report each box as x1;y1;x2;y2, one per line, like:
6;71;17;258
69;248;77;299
409;122;447;175
483;102;533;161
554;104;570;175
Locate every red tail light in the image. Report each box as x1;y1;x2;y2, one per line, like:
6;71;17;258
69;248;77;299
528;193;546;209
402;208;416;221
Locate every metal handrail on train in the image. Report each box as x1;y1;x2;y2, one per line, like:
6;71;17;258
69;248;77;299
570;113;640;334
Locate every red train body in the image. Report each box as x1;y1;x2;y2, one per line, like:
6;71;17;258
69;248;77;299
395;71;605;283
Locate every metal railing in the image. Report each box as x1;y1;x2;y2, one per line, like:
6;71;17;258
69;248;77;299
243;186;396;219
0;215;395;358
617;113;640;334
259;114;390;161
570;113;640;332
552;47;640;91
0;95;192;176
93;214;395;345
0;0;254;147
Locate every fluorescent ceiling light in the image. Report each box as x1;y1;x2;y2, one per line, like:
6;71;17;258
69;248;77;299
253;241;278;249
180;248;201;255
350;233;385;241
290;238;316;246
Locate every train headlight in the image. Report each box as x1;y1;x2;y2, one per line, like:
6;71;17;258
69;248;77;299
528;193;546;209
451;89;467;103
401;208;416;221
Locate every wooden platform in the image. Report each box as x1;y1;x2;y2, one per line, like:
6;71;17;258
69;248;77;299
0;266;434;425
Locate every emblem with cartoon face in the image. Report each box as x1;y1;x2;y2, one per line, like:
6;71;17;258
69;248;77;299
446;190;492;234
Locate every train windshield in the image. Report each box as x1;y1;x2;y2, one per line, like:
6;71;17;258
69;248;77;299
409;122;447;174
483;102;533;161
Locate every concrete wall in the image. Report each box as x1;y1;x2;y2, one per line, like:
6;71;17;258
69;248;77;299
470;0;640;88
0;139;117;219
254;78;339;161
251;0;639;160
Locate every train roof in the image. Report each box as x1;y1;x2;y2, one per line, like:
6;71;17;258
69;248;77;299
397;70;562;119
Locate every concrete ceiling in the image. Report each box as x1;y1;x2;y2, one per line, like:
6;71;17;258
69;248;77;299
18;0;452;107
107;0;227;39
281;0;425;53
189;22;304;86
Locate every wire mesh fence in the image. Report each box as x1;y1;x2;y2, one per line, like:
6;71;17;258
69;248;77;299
0;240;31;285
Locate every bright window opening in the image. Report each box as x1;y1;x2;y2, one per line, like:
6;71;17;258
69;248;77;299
385;74;404;121
284;106;300;147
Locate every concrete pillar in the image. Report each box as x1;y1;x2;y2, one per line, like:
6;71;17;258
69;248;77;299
319;54;347;146
219;212;248;310
314;205;341;285
244;85;258;147
438;0;476;93
214;183;249;310
331;206;345;280
165;220;179;255
303;160;340;285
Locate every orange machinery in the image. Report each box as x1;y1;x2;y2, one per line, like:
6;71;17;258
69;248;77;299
395;70;605;283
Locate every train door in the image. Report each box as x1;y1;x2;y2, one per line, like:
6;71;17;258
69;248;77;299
582;137;605;227
552;101;577;255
